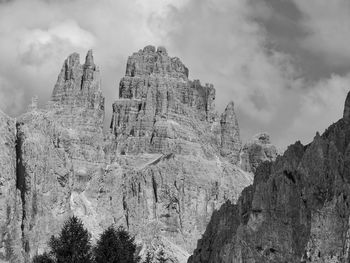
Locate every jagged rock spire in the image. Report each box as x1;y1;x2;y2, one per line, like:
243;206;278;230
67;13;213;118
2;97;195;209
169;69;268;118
343;91;350;119
51;50;103;109
125;45;189;79
84;49;95;69
49;50;105;130
112;45;218;154
220;101;241;164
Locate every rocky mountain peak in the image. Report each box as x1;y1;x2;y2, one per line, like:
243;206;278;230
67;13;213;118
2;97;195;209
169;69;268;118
51;50;103;107
253;132;271;144
343;90;350;119
49;50;104;130
125;45;189;79
157;46;168;55
219;101;241;164
224;100;235;111
84;49;95;69
240;132;277;173
112;46;239;156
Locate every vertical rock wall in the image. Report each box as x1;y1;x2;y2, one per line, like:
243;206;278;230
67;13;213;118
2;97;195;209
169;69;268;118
0;111;22;263
15;50;107;261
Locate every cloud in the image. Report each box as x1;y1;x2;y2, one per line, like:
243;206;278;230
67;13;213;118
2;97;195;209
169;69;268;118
288;74;350;146
151;0;350;148
293;0;350;67
0;0;178;117
0;76;24;115
151;0;302;143
18;20;95;67
0;0;348;150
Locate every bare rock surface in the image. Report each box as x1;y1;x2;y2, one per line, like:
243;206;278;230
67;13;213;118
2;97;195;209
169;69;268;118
188;92;350;263
4;47;253;263
110;46;239;162
240;132;278;173
0;111;22;263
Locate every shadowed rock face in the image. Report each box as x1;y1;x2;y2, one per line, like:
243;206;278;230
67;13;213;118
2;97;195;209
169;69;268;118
1;47;254;263
188;92;350;263
0;111;22;262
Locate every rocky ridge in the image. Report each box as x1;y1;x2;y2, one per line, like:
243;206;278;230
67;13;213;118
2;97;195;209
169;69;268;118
188;91;350;262
0;46;258;263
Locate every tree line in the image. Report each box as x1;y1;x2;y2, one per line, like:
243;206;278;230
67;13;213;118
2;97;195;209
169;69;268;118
33;216;167;263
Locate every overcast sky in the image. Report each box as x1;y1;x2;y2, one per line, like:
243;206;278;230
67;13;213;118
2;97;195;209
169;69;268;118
0;0;350;149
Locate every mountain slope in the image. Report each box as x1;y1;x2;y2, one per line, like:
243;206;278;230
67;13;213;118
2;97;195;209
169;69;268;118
189;91;350;262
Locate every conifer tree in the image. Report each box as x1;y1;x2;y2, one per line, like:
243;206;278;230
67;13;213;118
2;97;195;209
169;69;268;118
94;225;139;263
143;251;153;263
32;253;54;263
49;216;92;263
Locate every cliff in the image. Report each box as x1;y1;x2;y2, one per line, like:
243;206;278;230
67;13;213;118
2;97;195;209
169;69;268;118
0;111;22;262
188;91;350;262
110;45;241;160
0;47;255;263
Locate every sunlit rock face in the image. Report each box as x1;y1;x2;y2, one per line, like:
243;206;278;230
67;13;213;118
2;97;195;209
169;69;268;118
15;50;107;262
110;45;239;159
8;47;253;263
240;132;278;173
189;92;350;263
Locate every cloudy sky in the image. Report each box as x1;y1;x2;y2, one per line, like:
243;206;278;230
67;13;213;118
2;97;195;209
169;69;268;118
0;0;349;149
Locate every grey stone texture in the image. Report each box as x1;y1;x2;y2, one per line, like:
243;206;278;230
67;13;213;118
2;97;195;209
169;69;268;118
0;47;256;263
188;92;350;263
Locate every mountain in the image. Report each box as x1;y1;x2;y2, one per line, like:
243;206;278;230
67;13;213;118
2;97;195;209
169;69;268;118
0;46;266;263
188;89;350;262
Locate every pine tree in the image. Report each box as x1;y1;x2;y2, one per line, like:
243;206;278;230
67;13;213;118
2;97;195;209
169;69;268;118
143;251;153;263
32;252;54;263
94;225;139;263
49;216;93;263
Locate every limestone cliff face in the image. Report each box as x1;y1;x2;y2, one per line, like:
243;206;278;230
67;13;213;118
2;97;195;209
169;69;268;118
0;111;22;262
50;50;105;132
5;47;253;263
110;46;239;162
15;50;107;262
240;133;278;173
189;92;350;263
220;102;241;164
